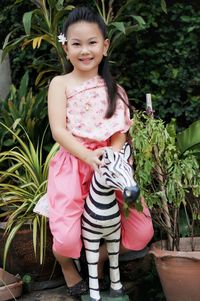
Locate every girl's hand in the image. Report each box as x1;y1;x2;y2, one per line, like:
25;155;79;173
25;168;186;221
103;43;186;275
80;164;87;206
84;148;105;171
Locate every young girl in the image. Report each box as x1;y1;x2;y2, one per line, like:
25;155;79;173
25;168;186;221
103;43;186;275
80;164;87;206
47;6;154;297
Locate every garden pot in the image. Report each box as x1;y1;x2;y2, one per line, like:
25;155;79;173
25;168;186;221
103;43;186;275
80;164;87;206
0;223;64;290
0;268;23;301
149;237;200;301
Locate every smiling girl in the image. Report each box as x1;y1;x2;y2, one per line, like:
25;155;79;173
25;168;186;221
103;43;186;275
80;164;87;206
46;6;153;298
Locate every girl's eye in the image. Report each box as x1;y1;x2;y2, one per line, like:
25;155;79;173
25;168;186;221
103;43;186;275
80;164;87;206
90;41;97;44
72;43;80;46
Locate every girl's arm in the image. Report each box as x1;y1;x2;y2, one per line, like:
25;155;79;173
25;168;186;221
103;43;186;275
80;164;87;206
111;132;133;165
110;132;126;151
48;76;104;170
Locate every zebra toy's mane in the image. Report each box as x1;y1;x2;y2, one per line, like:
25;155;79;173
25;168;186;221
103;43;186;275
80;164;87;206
99;143;134;190
82;142;140;301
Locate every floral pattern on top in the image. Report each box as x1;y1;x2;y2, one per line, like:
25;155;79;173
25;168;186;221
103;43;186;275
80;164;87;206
65;75;132;141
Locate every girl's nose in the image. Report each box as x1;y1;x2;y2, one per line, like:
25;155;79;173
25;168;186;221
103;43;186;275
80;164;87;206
80;46;90;54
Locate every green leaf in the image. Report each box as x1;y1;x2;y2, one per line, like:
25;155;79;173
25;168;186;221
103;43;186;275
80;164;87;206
48;0;58;8
23;11;34;35
52;5;74;31
18;71;29;99
180;16;191;22
33;216;38;256
3;139;15;147
161;0;167;14
177;120;200;155
12;118;22;130
35;68;55;86
131;15;146;28
172;68;179;79
166;118;176;139
3;222;24;268
1;36;26;61
55;0;65;11
111;22;126;34
2;31;14;50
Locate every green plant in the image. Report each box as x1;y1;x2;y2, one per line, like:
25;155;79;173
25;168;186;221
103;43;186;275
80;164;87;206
2;0;74;86
95;0;147;56
129;111;200;250
119;2;200;129
0;71;50;151
177;120;200;162
0;122;59;266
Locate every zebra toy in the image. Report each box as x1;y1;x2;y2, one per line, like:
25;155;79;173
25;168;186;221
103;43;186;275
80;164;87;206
82;142;140;301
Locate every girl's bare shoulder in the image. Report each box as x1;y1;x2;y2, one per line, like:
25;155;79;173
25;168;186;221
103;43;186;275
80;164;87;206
49;74;72;91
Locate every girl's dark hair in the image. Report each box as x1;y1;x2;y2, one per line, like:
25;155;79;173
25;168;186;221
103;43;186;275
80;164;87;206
62;6;124;118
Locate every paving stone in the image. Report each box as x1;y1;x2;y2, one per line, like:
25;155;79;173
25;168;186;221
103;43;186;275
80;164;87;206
81;292;130;301
18;285;80;301
17;281;135;301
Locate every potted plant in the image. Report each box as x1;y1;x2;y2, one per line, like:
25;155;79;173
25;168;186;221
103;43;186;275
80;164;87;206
129;105;200;301
0;122;60;286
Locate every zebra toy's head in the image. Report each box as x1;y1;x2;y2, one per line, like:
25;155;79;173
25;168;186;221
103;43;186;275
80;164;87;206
99;143;140;204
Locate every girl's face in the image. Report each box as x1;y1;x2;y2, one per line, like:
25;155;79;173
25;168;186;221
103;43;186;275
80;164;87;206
63;21;109;76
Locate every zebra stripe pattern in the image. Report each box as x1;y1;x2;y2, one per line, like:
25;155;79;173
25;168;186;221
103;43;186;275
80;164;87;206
82;143;140;301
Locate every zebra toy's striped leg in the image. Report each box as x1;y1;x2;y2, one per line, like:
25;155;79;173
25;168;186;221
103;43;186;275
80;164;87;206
106;227;124;297
83;236;102;301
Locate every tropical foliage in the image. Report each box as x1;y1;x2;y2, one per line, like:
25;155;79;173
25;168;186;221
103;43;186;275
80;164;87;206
0;123;58;266
95;0;147;56
0;71;49;150
130;111;200;250
116;1;200;130
2;0;75;86
177;120;200;162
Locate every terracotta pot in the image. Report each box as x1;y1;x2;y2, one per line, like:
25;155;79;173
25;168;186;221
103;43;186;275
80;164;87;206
0;223;63;285
0;268;23;301
0;281;23;301
149;237;200;301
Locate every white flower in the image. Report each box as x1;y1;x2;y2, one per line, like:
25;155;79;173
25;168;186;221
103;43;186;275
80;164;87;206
58;33;67;45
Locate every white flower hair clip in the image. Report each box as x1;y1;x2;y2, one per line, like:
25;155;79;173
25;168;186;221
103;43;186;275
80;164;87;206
58;33;67;45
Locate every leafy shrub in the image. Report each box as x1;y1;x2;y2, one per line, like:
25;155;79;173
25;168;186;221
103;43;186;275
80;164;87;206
0;71;50;151
0;123;59;265
114;1;200;129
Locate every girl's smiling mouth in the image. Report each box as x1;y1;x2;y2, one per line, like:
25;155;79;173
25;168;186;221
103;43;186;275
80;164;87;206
79;58;93;63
